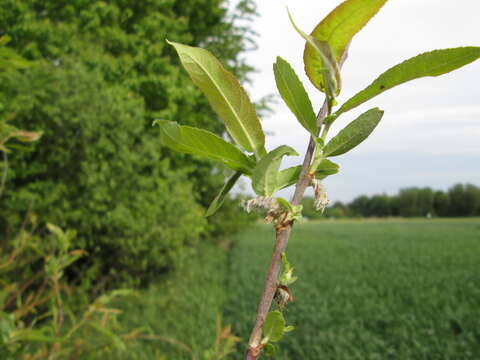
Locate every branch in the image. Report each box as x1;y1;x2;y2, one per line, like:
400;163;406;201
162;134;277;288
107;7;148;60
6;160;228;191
245;99;329;360
244;48;348;359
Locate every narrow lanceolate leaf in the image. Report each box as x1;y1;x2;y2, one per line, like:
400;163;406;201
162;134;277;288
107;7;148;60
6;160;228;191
288;9;340;97
13;130;42;142
304;0;388;92
252;145;299;196
206;171;242;217
273;57;318;135
315;159;340;179
262;311;286;343
324;108;384;157
277;166;302;191
167;41;265;156
337;47;480;116
155;120;254;174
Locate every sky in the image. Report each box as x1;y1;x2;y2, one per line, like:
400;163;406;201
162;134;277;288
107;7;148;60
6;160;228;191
232;0;480;202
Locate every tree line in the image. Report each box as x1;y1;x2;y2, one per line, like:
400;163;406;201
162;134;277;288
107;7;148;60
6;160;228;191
303;183;480;219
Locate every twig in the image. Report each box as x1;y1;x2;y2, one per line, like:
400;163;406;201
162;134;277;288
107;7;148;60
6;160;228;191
245;100;328;359
245;49;349;359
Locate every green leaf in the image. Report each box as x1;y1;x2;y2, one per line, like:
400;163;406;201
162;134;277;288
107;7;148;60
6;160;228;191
252;146;298;196
336;47;480;116
314;137;325;148
206;171;242;217
304;0;388;92
315;159;340;179
0;46;32;70
155;120;254;174
11;328;56;343
324;108;384;157
88;323;127;352
276;198;303;222
263;343;277;356
273;57;318;135
263;311;286;343
0;35;11;46
47;223;65;239
284;325;295;333
288;10;340;97
12;130;42;142
167;41;265;156
276;166;302;191
280;252;297;286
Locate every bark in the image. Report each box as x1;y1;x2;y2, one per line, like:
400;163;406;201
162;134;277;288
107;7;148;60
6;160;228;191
244;100;329;359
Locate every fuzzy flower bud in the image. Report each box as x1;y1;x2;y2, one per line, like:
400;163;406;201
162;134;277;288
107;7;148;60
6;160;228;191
312;179;329;213
242;196;285;223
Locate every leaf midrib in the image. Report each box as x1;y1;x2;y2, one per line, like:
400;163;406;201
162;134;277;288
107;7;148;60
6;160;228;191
341;49;479;113
263;159;278;195
186;52;258;154
277;65;314;133
163;125;249;170
326;1;370;47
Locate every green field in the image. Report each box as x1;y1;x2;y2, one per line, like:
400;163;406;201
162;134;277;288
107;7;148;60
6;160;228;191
119;218;480;359
226;219;480;359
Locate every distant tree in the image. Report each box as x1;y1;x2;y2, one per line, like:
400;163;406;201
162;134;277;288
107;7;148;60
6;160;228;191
368;194;391;217
417;187;435;216
433;190;449;217
389;195;400;216
396;187;433;217
448;183;480;216
350;195;370;217
341;184;478;219
325;201;349;218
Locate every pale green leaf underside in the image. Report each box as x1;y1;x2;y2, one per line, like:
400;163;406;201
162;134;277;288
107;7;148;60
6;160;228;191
324;108;384;157
263;311;286;343
336;47;480;116
315;159;340;179
206;171;242;217
304;0;388;92
288;9;340;96
155;120;254;173
167;41;265;155
274;57;318;135
252;145;299;196
277;166;302;191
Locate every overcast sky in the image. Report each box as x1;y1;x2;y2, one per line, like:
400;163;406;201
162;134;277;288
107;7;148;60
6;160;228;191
233;0;480;202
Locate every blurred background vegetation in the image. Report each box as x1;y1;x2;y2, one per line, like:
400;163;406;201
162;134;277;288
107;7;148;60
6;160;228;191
0;0;256;358
0;0;257;289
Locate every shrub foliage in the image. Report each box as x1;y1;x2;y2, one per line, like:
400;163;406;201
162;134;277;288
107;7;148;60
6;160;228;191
0;0;257;287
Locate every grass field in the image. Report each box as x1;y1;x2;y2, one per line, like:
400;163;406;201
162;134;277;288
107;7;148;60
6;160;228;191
225;218;480;359
103;243;229;360
113;218;480;359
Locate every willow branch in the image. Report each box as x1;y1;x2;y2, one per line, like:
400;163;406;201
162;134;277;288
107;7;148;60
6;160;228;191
244;48;348;360
245;99;329;360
